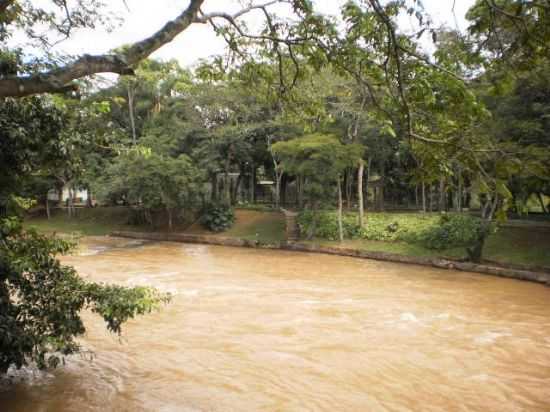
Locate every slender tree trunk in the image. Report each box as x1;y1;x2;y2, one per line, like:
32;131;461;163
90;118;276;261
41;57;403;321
86;186;93;208
128;85;137;145
422;181;426;213
365;157;371;208
67;186;74;218
438;179;445;212
297;175;304;209
167;208;173;230
45;193;50;220
488;193;499;221
346;168;353;209
415;185;419;209
211;174;218;202
281;174;287;207
251;165;256;203
224;155;231;204
357;160;365;228
57;185;64;208
231;173;242;205
378;176;385;211
337;176;344;243
274;171;283;209
456;170;463;212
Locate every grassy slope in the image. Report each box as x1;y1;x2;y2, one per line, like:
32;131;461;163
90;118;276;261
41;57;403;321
312;225;550;269
25;207;149;236
186;209;286;243
26;208;550;269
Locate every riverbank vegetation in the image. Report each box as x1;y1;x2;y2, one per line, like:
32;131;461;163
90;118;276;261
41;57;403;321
2;0;550;375
25;208;550;270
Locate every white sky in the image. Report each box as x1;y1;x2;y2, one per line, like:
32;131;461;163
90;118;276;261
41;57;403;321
46;0;476;68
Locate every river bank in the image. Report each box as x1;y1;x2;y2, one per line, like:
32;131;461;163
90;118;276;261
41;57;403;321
110;230;550;286
26;207;550;268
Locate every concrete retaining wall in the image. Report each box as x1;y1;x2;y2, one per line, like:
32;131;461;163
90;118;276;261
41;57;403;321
110;231;550;286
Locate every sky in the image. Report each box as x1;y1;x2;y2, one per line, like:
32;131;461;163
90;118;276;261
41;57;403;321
44;0;476;68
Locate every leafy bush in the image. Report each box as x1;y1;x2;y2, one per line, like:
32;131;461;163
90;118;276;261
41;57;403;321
297;210;439;242
297;210;495;262
415;214;495;251
200;203;235;232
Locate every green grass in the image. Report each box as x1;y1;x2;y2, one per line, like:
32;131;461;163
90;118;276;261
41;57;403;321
223;212;286;243
310;226;550;269
25;207;144;236
483;227;550;268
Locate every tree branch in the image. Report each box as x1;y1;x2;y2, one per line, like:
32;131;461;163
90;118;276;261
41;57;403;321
194;0;309;45
0;0;206;97
0;0;14;15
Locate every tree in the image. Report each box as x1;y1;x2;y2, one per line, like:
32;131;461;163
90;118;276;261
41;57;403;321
0;96;168;375
0;0;314;97
98;151;203;229
272;134;363;241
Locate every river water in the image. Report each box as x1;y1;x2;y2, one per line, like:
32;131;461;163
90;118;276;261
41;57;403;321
1;236;550;411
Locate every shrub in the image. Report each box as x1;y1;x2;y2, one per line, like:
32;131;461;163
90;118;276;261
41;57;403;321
297;210;439;242
297;210;495;262
200;203;235;232
415;214;494;251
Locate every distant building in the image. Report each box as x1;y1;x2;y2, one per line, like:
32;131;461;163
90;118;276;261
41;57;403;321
47;187;89;204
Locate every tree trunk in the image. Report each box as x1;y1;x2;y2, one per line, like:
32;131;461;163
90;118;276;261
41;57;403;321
337;176;344;243
365;157;371;208
357;160;365;228
438;179;445;212
224;156;231;205
274;171;283;209
297;175;304;209
250;165;256;203
231;173;242;205
67;186;74;218
456;172;463;212
422;181;426;213
57;185;64;208
86;186;93;208
128;85;137;145
167;208;173;230
377;177;385;211
280;173;288;207
346;168;353;209
211;173;218;202
45;193;50;220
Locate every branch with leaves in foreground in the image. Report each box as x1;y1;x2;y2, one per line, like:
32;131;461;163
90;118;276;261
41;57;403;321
0;214;170;374
0;0;303;98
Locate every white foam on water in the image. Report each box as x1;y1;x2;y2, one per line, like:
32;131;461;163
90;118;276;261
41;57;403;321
474;331;512;345
400;312;419;323
79;246;108;256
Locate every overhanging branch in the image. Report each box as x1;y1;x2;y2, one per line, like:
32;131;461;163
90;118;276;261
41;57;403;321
0;0;206;97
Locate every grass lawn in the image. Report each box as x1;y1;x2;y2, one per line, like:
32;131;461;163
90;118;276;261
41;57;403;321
483;227;550;268
25;207;148;236
186;209;286;243
27;208;287;243
311;226;550;269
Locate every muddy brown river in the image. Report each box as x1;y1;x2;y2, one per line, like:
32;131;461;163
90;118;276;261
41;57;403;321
1;236;550;411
